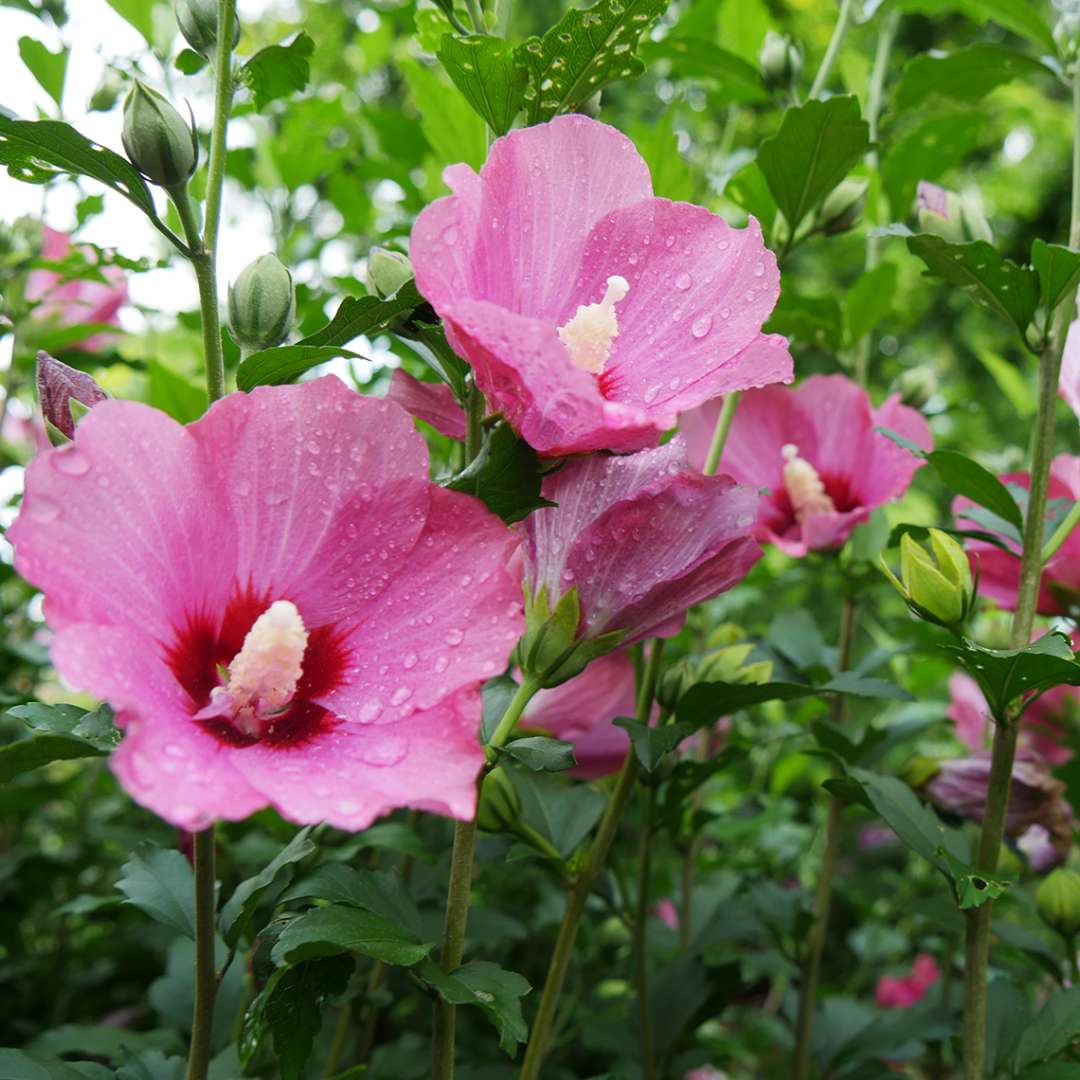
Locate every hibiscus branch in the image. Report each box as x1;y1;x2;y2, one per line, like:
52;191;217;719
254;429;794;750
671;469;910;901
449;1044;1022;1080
961;64;1080;1080
807;0;856;101
186;828;218;1080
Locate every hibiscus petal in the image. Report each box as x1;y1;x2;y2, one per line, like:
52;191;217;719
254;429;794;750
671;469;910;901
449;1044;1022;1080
387;369;467;440
1062;316;1080;423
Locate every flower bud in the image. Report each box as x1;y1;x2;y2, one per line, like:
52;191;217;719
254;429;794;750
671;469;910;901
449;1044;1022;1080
367;247;414;299
1056;10;1080;61
228;253;294;353
89;70;123;113
36;351;107;443
759;30;802;91
121;81;198;189
916;181;965;242
893;366;938;410
958;190;993;244
476;766;520;834
815;178;868;236
880;529;975;628
1036;868;1080;938
176;0;239;58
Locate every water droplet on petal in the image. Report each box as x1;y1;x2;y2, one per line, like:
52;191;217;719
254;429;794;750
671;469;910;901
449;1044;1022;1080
691;315;713;339
52;448;90;476
361;735;409;767
675;272;692;291
441;225;459;245
27;496;60;523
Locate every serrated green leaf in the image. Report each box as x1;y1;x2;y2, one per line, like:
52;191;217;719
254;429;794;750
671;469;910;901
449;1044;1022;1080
281;864;423;938
757;95;870;233
271;904;432;967
504;766;607;857
883;112;984;216
1014;986;1080;1070
240;33;315;111
517;0;669;124
934;846;1010;909
614;717;695;771
437;35;525;136
18;37;67;107
1032;238;1080;314
497;735;577;772
420;960;530;1054
0;702;120;781
233;345;362;391
116;843;196;938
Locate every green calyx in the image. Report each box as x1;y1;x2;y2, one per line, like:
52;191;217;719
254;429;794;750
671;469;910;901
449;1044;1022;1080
880;529;976;630
121;80;199;189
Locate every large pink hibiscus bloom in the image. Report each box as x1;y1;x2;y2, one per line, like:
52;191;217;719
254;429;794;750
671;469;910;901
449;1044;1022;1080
954;455;1080;616
26;227;128;352
9;377;523;831
683;375;932;557
522;437;761;645
410;115;792;457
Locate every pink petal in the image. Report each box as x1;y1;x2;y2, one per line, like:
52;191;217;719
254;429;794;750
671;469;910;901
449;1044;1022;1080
948;671;990;752
1062;316;1080;423
229;688;485;830
412;115;653;323
325;485;523;725
387;369;467;440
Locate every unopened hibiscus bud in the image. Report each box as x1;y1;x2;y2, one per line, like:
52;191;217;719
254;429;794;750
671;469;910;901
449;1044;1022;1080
1056;10;1080;61
121;81;198;189
916;181;965;242
228;253;294;353
881;529;975;629
89;70;123;113
759;30;802;91
367;247;414;299
1036;868;1080;938
815;178;868;236
36;351;108;443
176;0;239;58
657;643;770;712
476;765;520;834
893;366;937;409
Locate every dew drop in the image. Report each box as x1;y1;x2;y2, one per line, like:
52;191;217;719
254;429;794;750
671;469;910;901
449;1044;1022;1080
27;496;60;523
441;224;460;245
390;686;413;707
361;736;408;767
52;448;90;476
675;272;692;291
446;628;464;646
402;651;418;670
691;315;713;339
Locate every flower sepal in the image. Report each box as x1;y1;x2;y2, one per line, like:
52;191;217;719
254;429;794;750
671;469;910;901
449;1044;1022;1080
880;529;976;630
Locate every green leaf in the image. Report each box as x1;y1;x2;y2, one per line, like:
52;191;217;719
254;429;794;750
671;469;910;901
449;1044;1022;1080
1013;986;1080;1070
631;111;694;202
233;345;362;391
240;33;315;111
219;828;315;947
888;521;1018;556
941;631;1080;719
504;766;607;857
809;718;886;766
725;159;777;231
892;44;1051;112
0;702;120;781
0;117;178;248
974;349;1035;419
116;843;196;939
115;1049;185;1080
401;57;487;172
30;1027;181;1063
639;37;766;101
614;717;696;772
101;0;154;44
298;281;426;349
420;960;530;1054
175;48;207;76
481;675;520;744
882;112;984;216
497;735;577;772
893;0;1054;53
934;846;1010;909
845;263;898;344
905;234;1040;339
926;449;1024;532
517;0;669;124
271;904;433;967
147;360;207;424
766;291;844;350
756;95;870;233
0;1051;112;1080
1032;239;1080;314
444;421;550;524
437;35;526;136
18;37;67;108
282;864;422;937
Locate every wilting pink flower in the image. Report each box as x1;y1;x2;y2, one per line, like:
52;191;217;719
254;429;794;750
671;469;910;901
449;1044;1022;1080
9;376;523;831
923;752;1076;867
875;953;940;1008
948;669;1074;766
683;375;932;556
26;227;128;351
410;115;792;457
522;437;761;644
954;455;1080;616
1061;316;1080;423
36;352;108;439
523;651;635;778
387;369;467;440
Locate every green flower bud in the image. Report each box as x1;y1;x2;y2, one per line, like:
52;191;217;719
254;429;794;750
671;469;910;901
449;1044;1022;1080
880;529;975;628
121;80;198;189
476;766;520;834
893;366;938;410
815;178;868;236
759;30;802;91
656;657;694;713
958;190;993;244
176;0;239;58
916;181;965;243
228;253;295;353
1036;868;1080;939
1055;11;1080;61
367;247;414;299
89;70;123;113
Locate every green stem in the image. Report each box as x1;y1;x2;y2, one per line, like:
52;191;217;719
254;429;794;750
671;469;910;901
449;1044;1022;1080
701;392;740;476
464;0;486;33
792;596;857;1080
322;1001;352;1078
520;642;664;1079
1043;497;1080;564
432;677;541;1080
186;828;217;1080
632;785;657;1079
808;0;856;101
464;380;485;472
961;64;1080;1080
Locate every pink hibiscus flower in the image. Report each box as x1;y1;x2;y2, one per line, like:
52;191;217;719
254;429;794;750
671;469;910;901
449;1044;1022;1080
1062;316;1080;422
410;115;792;457
9;376;523;831
387;369;467;440
522;437;762;646
954;455;1080;616
523;651;637;778
26;227;128;352
875;953;940;1008
683;375;932;556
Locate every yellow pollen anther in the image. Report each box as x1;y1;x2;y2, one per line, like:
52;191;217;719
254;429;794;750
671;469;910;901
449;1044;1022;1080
200;600;308;737
557;274;630;375
781;443;836;522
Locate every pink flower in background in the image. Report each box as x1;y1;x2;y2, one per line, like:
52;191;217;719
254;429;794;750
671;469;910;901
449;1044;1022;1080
387;369;467;440
1062;316;1080;422
524;651;637;778
954;455;1080;616
685;1068;727;1080
654;899;680;931
410;115;792;456
9;376;523;831
26;227;128;352
522;437;761;644
948;669;1074;766
875;953;940;1008
683;375;932;556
